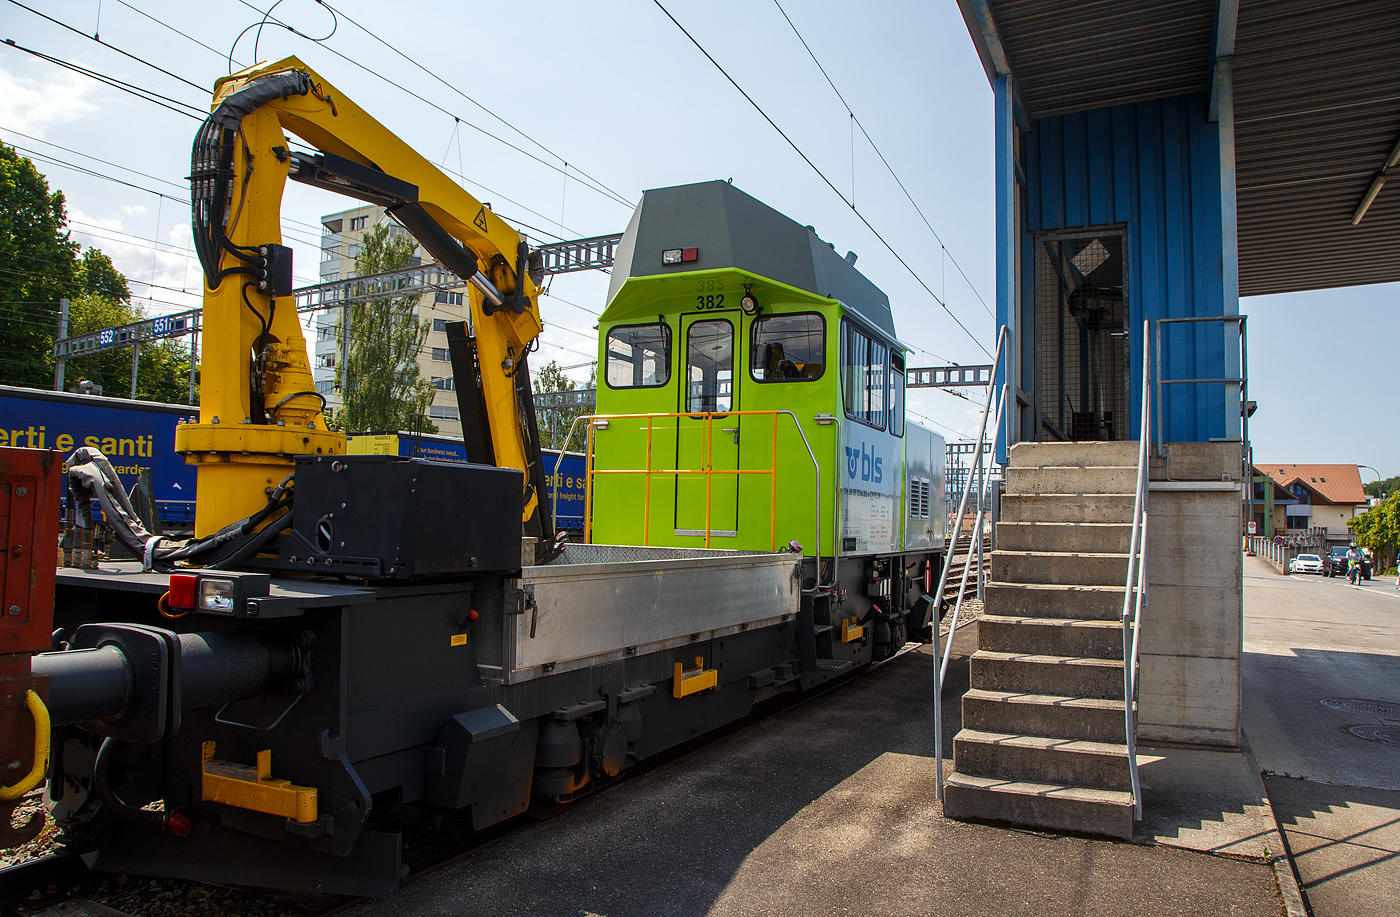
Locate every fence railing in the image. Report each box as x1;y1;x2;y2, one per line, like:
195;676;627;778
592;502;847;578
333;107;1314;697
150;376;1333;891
934;326;1009;802
552;410;822;556
1122;319;1152;820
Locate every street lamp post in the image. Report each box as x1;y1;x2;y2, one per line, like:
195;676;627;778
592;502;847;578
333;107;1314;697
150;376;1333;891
1358;465;1382;500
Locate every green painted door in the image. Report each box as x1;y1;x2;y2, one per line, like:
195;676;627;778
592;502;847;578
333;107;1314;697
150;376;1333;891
676;314;739;539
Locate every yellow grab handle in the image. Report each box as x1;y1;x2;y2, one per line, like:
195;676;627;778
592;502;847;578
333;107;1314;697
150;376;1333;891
0;690;51;800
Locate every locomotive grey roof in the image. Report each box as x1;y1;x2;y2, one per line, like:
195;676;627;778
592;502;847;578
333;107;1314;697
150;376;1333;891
606;181;897;340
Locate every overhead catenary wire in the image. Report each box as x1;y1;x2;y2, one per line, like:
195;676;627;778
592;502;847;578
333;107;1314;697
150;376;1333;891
111;0;241;67
229;0;634;211
7;2;596;240
648;0;992;361
312;0;635;210
2;139;333;252
5;0;210;94
770;0;994;321
0;38;205;121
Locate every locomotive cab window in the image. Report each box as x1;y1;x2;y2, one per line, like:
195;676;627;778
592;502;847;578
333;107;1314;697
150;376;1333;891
890;351;905;436
605;323;671;388
750;312;825;382
841;320;888;429
686;319;733;413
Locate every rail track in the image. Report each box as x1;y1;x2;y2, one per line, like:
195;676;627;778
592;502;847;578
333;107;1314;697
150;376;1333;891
941;536;992;606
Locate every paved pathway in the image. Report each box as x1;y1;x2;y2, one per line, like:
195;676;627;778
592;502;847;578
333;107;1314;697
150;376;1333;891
351;640;1285;917
1243;556;1400;916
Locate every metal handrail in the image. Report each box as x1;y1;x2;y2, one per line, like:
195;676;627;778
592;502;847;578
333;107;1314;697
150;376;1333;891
934;325;1009;802
1122;318;1152;820
552;410;822;561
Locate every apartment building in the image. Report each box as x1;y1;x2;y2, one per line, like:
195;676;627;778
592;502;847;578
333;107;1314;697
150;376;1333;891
312;204;468;437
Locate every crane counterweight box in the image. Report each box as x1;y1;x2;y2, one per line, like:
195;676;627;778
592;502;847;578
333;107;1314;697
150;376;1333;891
282;454;523;577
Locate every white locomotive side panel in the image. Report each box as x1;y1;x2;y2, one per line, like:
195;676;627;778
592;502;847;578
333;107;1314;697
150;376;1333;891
840;420;898;554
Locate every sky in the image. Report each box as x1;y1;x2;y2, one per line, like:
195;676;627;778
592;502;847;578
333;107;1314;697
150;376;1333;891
0;0;1394;474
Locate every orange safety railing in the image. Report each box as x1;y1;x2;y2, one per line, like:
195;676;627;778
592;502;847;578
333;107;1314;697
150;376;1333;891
552;410;821;555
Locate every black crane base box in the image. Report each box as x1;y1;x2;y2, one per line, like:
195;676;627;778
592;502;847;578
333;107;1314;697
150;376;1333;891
273;454;523;578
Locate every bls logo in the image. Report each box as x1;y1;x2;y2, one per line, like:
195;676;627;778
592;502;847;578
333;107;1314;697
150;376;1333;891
844;442;883;483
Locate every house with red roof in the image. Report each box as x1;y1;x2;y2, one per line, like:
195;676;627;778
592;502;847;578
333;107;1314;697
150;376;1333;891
1259;464;1368;537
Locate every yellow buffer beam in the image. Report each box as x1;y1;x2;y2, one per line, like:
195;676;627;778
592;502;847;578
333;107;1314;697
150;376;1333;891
202;741;317;824
673;656;718;698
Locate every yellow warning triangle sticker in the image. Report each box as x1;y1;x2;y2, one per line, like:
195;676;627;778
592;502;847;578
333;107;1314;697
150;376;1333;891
473;207;489;232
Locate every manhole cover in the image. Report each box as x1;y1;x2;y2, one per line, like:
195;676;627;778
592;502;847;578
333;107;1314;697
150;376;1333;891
1346;725;1400;747
1320;698;1400;719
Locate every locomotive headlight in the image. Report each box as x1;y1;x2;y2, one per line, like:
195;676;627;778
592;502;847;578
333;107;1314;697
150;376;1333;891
740;294;760;315
199;578;236;613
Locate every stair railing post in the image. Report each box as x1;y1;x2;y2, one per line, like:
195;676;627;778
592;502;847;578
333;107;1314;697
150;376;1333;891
976;436;986;602
936;325;1008;804
1123;318;1152;819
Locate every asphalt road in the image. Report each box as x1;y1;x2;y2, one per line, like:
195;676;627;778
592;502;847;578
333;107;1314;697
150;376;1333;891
1242;556;1400;916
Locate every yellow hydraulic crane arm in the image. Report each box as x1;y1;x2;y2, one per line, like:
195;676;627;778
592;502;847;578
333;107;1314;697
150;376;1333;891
176;57;544;538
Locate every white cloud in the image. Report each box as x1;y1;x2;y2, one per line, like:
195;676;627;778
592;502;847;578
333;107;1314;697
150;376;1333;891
121;204;149;218
0;67;99;138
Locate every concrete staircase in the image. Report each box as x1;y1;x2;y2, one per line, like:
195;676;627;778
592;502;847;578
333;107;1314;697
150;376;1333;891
943;441;1138;839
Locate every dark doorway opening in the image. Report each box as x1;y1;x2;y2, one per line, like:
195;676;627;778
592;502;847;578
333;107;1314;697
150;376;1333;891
1033;232;1129;442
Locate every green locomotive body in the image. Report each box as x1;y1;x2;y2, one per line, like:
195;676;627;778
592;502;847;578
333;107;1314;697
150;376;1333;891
590;181;947;658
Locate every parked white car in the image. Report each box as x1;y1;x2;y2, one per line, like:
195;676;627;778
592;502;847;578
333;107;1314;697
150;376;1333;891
1290;553;1324;575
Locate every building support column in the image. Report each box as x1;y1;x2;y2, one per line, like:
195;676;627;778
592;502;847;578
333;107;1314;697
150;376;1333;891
993;74;1019;461
1217;59;1242;438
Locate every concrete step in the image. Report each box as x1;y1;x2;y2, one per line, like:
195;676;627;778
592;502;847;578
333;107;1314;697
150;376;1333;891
1000;493;1136;524
996;521;1133;554
1008;441;1141;469
970;650;1124;699
978;614;1124;659
942;772;1135;839
991;550;1131;587
952;728;1133;792
961;688;1127;743
1005;465;1138;496
983;583;1125;621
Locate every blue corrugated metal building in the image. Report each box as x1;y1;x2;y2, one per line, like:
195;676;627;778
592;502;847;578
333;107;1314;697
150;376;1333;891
959;0;1399;454
942;0;1400;837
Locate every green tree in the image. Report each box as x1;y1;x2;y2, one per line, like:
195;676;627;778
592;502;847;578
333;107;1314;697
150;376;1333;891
0;143;77;385
1348;493;1400;573
1364;475;1399;500
333;224;435;433
75;247;131;302
534;358;596;450
63;288;196;404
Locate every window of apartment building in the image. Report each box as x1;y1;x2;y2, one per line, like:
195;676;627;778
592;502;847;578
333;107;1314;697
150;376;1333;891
428;405;459;420
315;354;336;368
1286;515;1309;529
431;347;451;362
349;216;367;230
435;291;464;306
347;243;361;259
432;318;449;333
315;379;336;396
431;376;455;391
316;323;337;341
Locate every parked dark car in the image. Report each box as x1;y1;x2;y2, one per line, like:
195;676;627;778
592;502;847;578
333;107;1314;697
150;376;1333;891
1325;546;1372;580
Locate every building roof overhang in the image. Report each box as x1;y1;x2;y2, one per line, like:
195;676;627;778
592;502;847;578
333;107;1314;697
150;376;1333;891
957;0;1400;297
